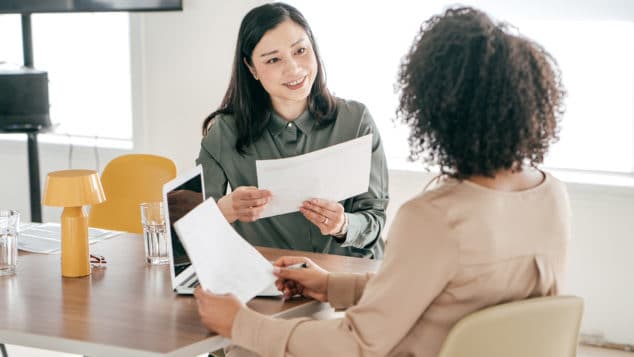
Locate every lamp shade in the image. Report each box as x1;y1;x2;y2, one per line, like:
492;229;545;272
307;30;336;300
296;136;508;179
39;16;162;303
42;170;106;207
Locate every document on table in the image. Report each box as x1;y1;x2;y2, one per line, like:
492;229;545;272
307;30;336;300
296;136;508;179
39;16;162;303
18;223;122;254
256;134;373;218
173;198;276;303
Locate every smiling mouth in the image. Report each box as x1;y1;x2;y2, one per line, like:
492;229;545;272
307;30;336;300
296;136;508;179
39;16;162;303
283;76;307;90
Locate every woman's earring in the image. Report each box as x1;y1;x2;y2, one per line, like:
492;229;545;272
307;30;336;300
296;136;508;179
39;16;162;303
253;74;259;81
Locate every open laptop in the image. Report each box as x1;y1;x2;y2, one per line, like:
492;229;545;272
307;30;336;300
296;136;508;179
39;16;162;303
163;165;205;294
163;165;282;296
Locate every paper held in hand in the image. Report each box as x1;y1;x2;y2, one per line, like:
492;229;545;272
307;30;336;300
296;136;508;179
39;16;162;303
256;134;373;218
173;198;275;303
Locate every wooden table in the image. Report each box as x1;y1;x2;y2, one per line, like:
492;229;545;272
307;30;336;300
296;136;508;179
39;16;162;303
0;234;380;356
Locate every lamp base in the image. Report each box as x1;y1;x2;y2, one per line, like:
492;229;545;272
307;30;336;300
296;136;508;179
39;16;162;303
61;206;90;277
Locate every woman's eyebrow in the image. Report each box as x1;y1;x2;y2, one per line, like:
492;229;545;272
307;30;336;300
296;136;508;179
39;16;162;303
259;38;308;57
290;38;307;47
260;49;278;57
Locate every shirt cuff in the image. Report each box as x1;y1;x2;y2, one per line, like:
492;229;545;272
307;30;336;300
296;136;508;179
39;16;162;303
339;213;365;248
232;306;309;357
327;272;364;310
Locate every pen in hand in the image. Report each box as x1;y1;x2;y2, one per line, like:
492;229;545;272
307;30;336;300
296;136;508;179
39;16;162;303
285;262;308;270
278;262;308;301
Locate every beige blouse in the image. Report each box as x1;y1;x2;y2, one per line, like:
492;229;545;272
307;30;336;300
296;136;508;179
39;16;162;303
232;172;571;357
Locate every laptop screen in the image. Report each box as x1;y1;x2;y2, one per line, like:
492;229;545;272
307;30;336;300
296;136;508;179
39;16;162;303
165;171;204;277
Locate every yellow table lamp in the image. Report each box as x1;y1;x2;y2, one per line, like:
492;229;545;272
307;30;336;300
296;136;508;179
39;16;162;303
42;170;106;277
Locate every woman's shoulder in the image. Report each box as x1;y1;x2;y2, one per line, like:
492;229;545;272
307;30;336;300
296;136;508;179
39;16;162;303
333;97;379;136
389;190;454;246
202;112;238;141
335;97;369;119
401;180;459;213
542;171;568;196
200;112;239;156
396;177;472;220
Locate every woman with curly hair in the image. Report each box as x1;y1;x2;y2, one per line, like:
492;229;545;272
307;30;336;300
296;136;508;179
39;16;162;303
194;7;570;357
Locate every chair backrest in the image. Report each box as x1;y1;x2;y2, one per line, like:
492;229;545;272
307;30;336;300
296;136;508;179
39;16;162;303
88;154;177;233
437;295;584;357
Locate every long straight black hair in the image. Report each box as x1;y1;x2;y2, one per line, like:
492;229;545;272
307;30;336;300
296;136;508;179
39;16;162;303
202;2;337;154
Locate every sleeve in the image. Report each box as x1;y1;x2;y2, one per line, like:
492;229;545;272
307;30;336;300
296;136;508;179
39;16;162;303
196;127;229;201
339;106;390;250
231;200;458;357
327;272;373;310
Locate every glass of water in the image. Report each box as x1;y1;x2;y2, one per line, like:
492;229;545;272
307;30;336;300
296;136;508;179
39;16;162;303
140;202;169;265
0;209;20;276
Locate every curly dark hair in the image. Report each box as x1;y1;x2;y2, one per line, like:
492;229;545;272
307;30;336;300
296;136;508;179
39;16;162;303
396;7;565;179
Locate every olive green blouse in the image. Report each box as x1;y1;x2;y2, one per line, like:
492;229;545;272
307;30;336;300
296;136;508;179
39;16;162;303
196;99;388;258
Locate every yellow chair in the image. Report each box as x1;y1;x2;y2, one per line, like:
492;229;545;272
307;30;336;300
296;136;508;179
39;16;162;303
88;154;177;233
437;295;584;357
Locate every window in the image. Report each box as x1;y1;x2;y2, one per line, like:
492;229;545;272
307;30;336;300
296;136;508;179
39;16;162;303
0;12;132;142
0;15;22;65
289;0;634;173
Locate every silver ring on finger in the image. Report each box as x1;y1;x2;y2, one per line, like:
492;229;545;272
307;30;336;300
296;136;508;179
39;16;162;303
323;217;329;224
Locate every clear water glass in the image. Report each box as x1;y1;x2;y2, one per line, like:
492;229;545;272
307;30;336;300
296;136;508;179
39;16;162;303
140;202;169;265
0;209;20;276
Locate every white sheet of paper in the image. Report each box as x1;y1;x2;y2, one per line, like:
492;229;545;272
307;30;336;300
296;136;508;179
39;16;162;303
17;223;121;254
256;134;373;218
173;198;276;303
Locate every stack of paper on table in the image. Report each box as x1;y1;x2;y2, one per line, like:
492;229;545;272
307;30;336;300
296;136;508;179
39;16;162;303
18;223;122;254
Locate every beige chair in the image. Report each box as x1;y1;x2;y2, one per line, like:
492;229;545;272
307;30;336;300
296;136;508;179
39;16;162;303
437;295;584;357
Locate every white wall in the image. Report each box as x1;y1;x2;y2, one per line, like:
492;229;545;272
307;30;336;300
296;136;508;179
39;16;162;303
0;0;632;347
130;0;266;171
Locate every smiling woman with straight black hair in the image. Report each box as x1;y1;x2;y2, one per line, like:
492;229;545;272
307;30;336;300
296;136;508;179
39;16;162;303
202;2;337;153
189;2;389;259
